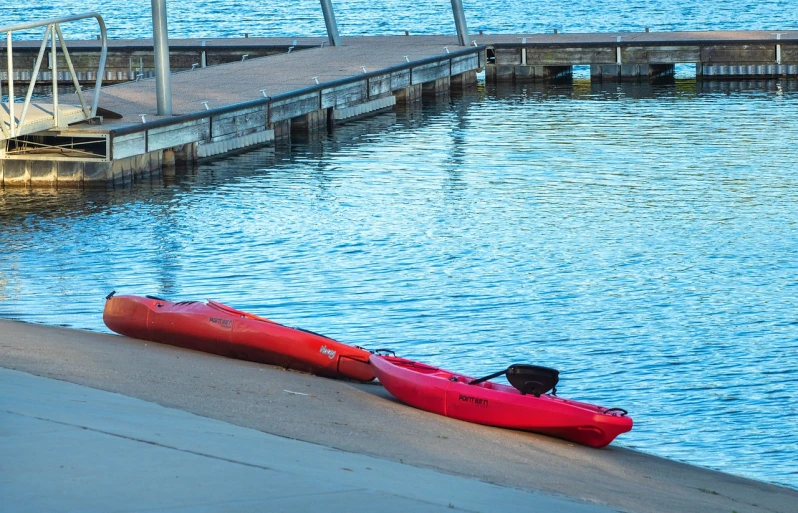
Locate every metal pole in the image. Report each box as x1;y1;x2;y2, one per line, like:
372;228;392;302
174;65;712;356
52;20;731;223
51;25;59;127
319;0;340;47
7;32;15;137
451;0;469;47
151;0;172;116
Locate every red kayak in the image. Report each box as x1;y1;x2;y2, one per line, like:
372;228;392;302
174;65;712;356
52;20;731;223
370;355;632;447
103;293;374;381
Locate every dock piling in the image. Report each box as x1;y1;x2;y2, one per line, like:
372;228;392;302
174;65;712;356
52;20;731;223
151;0;172;116
319;0;341;47
451;0;469;46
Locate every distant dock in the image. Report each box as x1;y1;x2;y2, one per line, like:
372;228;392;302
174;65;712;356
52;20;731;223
486;30;798;82
1;30;796;188
5;30;798;86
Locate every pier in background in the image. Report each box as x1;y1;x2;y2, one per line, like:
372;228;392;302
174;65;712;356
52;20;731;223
2;28;797;188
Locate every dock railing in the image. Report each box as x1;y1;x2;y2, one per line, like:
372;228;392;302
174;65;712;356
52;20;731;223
1;12;107;139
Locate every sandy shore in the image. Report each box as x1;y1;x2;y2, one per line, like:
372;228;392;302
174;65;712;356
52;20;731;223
1;319;795;512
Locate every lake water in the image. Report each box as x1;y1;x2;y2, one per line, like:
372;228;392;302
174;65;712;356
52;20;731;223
2;0;797;491
4;0;797;39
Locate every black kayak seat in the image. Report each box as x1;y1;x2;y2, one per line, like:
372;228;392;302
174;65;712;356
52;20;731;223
506;365;559;397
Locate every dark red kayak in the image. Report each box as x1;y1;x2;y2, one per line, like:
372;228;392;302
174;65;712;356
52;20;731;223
370;355;632;447
103;293;374;381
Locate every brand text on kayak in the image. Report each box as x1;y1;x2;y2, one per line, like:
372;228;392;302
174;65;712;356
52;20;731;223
209;317;233;329
459;395;489;407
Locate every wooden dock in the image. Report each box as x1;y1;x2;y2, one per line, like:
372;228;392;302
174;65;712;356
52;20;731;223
5;30;797;85
1;30;797;188
485;30;798;82
1;36;483;187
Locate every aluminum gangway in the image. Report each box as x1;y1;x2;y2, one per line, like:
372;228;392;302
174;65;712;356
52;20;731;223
1;13;107;147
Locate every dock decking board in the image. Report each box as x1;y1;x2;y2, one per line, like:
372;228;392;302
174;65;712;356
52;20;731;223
80;36;471;125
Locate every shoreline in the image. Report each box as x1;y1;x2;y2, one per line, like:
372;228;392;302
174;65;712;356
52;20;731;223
1;318;796;512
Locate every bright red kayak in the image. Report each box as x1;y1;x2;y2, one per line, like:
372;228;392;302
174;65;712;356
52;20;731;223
103;293;374;381
370;355;632;447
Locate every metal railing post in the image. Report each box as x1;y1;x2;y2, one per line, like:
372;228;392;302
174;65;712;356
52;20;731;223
451;0;470;47
151;0;172;116
55;24;91;117
91;15;108;117
319;0;341;47
18;25;53;129
51;24;59;127
7;32;15;137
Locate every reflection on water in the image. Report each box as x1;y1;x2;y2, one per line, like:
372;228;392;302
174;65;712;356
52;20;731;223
1;81;798;490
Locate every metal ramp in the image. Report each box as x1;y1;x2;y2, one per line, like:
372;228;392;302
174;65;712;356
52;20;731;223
1;13;107;146
1;102;88;138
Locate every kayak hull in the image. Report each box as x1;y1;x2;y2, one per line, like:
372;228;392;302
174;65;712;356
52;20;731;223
103;294;374;381
371;355;632;447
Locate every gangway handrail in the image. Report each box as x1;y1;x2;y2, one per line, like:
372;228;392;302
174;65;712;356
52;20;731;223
1;12;107;138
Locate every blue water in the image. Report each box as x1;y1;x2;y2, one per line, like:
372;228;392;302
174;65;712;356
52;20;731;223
2;0;798;491
4;0;796;40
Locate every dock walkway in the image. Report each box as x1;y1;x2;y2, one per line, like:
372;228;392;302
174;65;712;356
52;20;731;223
93;35;475;123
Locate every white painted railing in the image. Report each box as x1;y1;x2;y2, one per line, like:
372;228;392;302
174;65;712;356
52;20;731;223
1;12;107;139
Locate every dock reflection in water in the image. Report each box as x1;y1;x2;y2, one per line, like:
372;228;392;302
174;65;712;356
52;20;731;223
1;81;797;489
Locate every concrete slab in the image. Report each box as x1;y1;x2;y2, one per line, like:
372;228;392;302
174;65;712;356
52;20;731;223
0;368;611;513
1;320;796;513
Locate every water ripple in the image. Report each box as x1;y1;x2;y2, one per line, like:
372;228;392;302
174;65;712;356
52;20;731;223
5;1;795;39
